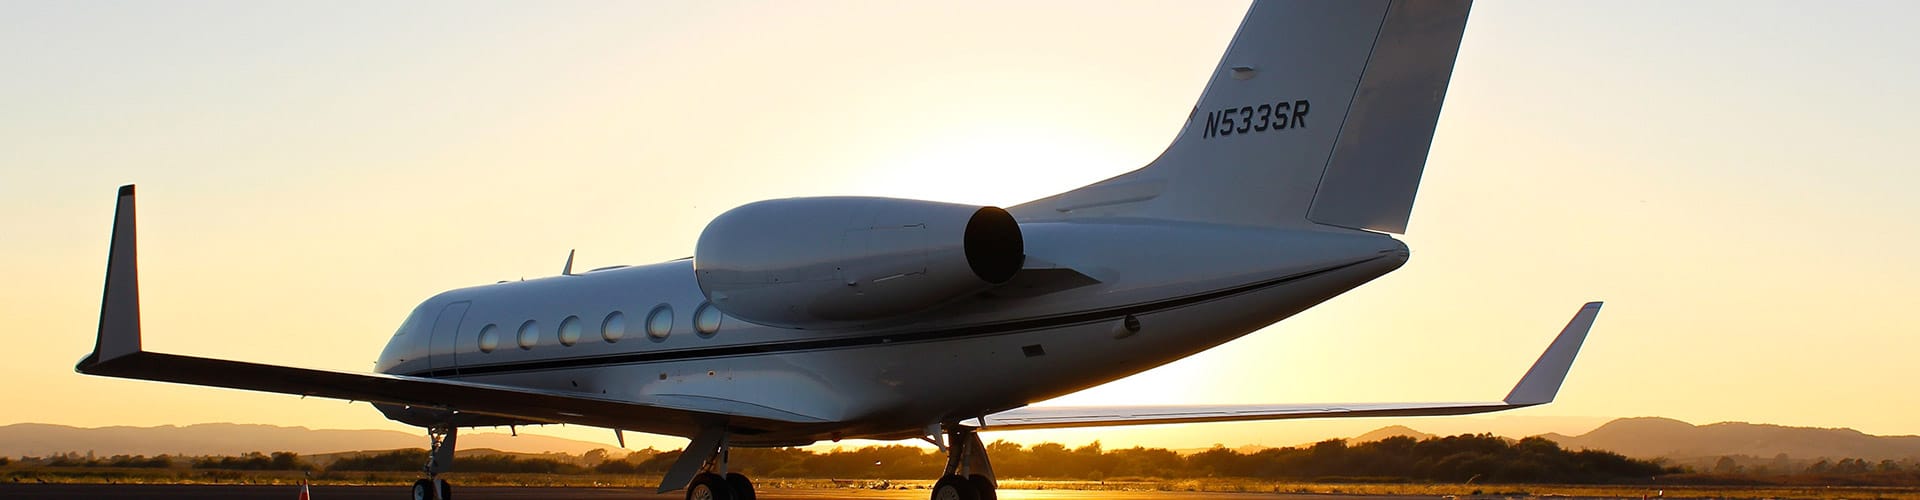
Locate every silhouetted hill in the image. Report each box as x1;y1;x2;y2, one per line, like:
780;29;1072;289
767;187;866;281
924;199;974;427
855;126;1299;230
1541;417;1920;462
1280;418;1920;469
1351;425;1437;443
0;423;613;457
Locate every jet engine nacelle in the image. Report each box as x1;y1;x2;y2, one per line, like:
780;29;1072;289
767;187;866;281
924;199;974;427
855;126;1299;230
694;196;1023;329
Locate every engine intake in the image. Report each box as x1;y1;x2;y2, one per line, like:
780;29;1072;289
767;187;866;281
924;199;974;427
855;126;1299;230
694;197;1023;329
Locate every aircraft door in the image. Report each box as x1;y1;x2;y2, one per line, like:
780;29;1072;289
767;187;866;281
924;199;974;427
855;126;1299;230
427;301;471;371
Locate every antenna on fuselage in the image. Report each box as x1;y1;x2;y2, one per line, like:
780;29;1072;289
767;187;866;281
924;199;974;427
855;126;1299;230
561;249;576;276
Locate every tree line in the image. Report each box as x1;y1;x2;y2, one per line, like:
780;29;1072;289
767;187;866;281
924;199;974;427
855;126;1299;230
0;434;1722;484
8;450;578;474
596;434;1678;484
15;451;317;471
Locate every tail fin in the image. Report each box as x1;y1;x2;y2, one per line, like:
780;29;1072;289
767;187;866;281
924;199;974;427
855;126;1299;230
1012;0;1471;234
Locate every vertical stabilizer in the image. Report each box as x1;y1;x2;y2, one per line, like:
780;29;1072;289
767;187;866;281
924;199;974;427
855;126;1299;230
1012;0;1471;234
1305;1;1470;233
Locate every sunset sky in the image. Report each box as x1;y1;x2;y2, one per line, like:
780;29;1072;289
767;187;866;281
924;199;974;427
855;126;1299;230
3;1;1917;453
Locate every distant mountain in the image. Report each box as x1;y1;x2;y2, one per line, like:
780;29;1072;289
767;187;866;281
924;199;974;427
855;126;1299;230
1539;417;1920;462
1350;425;1436;443
0;423;616;457
1170;444;1273;456
1303;418;1920;468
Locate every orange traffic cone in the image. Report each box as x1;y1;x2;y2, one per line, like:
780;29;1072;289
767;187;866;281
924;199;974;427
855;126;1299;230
297;478;311;500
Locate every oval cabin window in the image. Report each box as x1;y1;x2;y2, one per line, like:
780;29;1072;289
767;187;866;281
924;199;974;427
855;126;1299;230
517;320;540;350
558;316;582;346
646;304;673;339
694;302;723;335
477;324;499;353
602;311;626;342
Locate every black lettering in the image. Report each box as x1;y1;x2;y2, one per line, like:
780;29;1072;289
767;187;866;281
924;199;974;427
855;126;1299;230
1201;99;1311;137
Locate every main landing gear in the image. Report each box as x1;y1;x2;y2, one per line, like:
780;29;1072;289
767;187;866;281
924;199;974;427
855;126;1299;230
928;428;996;500
686;470;755;500
665;426;992;500
410;427;456;500
662;427;756;500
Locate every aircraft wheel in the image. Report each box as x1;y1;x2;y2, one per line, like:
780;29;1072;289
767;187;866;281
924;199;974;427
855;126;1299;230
930;475;980;500
410;478;437;500
725;472;756;500
966;474;996;500
437;478;453;500
687;472;734;500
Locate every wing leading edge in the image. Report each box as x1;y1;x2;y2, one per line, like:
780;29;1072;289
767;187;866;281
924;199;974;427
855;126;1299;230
76;185;825;439
976;302;1603;431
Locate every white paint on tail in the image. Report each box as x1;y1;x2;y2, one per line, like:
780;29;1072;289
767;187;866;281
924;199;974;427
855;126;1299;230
1013;0;1472;234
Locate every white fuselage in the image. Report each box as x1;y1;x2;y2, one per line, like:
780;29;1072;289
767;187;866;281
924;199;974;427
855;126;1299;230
374;218;1408;445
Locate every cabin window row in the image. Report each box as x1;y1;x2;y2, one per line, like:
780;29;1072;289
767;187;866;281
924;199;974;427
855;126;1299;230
475;302;725;353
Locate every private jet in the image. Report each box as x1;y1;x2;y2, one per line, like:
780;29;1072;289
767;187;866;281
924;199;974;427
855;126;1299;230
77;1;1604;499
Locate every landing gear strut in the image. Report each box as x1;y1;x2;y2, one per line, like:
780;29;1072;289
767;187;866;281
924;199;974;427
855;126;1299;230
411;427;456;500
663;426;755;500
930;427;996;500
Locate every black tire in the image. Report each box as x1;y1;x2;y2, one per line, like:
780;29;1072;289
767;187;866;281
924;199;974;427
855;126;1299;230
410;479;436;500
725;472;755;500
437;479;453;500
930;475;979;500
686;472;734;500
966;474;996;500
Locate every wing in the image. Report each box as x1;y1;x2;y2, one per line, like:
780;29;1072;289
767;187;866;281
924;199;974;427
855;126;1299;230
76;185;824;439
976;302;1602;431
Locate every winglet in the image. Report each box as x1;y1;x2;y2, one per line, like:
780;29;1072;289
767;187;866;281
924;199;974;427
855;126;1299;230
1502;302;1603;406
562;249;576;276
82;184;144;369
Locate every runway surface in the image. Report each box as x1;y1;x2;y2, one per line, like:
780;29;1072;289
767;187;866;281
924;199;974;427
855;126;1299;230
0;484;1420;500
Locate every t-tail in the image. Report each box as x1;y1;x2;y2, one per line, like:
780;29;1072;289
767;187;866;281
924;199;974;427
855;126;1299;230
1012;0;1472;234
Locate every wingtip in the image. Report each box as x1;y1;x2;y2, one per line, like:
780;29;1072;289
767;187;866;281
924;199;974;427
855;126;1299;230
1501;302;1603;406
74;352;101;373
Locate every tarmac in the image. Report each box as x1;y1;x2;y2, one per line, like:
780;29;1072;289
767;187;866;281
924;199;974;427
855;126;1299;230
0;484;1420;500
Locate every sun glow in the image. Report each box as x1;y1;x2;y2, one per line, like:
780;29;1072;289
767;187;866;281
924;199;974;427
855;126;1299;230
847;124;1153;209
3;1;1919;455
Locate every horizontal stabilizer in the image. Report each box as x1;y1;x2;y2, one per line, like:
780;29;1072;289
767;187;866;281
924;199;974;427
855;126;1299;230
977;301;1601;431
